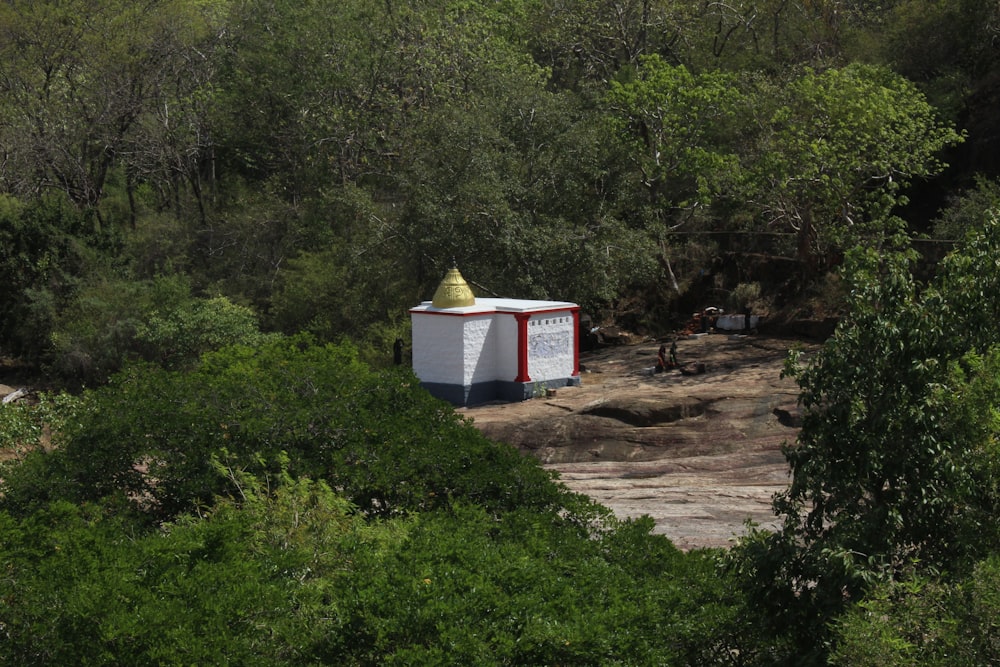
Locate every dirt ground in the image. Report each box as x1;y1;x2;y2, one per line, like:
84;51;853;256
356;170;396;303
460;333;819;551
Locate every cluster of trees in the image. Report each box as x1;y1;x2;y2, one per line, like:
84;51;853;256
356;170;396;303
4;0;1000;663
0;336;742;664
4;218;1000;664
731;217;1000;663
2;0;998;381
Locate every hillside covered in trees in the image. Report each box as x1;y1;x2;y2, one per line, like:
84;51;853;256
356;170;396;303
3;1;1000;664
2;0;999;380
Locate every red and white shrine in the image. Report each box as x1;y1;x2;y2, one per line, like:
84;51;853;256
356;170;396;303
410;267;580;406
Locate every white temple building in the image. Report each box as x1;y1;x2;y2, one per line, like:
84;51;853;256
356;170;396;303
410;266;581;406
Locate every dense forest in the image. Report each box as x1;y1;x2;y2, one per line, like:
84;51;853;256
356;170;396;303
2;0;1000;664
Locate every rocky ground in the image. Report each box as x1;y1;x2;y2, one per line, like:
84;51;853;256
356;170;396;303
460;332;820;551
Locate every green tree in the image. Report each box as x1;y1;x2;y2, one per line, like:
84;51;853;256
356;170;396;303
696;0;892;69
0;465;743;665
0;335;570;523
526;0;700;91
932;175;1000;240
741;64;962;267
732;217;1000;662
329;506;738;665
0;193;122;363
829;556;1000;666
605;54;743;227
0;331;753;664
0;474;395;666
878;0;1000;118
0;0;220;221
46;274;271;383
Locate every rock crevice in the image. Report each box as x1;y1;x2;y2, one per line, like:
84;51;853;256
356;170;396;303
578;396;711;427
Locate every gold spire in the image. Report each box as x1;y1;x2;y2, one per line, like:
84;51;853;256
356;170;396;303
431;266;475;308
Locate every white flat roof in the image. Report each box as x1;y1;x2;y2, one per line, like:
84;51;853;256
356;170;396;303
410;297;578;314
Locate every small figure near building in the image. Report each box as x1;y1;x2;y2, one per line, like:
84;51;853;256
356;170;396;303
655;338;679;373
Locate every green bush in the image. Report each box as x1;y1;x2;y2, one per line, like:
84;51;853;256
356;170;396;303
0;193;119;364
728;218;1000;663
1;335;571;523
0;476;387;666
0;465;742;666
49;274;272;382
830;556;1000;666
0;335;747;665
0;392;82;458
325;506;738;665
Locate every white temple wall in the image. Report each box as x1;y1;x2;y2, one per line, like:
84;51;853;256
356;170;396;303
463;315;498;385
527;311;575;382
410;298;579;404
494;314;520;380
411;314;465;384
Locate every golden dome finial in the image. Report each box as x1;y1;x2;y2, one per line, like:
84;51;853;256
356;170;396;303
431;264;475;308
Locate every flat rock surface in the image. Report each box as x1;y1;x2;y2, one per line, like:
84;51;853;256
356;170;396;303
460;333;818;550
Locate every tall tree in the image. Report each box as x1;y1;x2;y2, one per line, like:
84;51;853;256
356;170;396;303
740;64;962;267
526;0;699;90
734;216;1000;661
697;0;887;68
0;0;221;223
605;54;743;227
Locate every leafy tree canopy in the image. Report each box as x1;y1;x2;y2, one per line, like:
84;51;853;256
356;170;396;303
1;335;574;524
0;334;745;665
740;63;963;265
732;215;1000;661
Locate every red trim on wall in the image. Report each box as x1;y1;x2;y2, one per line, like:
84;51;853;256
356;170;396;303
571;307;580;376
409;305;577;318
412;305;579;385
514;312;531;382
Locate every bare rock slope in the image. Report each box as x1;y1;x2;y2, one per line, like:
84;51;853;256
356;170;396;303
460;334;817;550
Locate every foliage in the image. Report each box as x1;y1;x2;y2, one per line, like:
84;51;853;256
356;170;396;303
0;337;747;665
606;55;743;223
0;475;392;666
48;274;272;383
135;295;271;368
730;216;1000;662
829;556;1000;666
0;335;571;523
527;0;701;91
932;175;1000;240
878;0;1000;118
328;507;740;666
0;193;120;362
726;281;764;313
0;457;744;666
741;64;962;264
0;0;985;372
0;0;220;217
0;392;81;458
0;401;44;459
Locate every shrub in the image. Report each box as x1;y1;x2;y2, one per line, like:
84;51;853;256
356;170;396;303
49;275;272;382
1;335;571;523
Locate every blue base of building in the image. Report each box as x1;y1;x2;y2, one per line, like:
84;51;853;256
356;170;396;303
420;376;582;407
